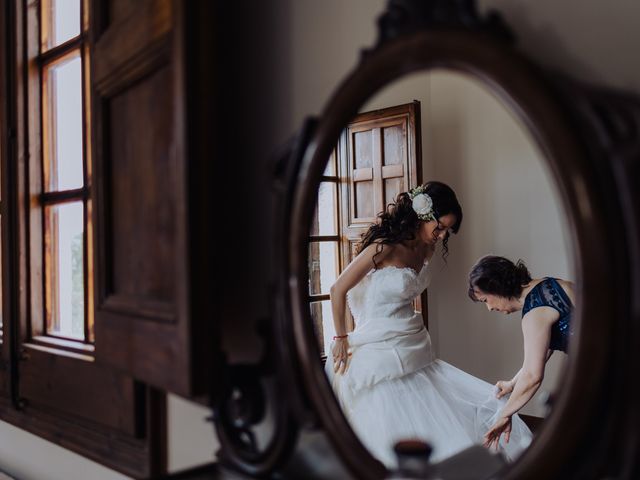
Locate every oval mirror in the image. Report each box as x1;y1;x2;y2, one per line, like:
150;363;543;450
284;17;620;479
307;68;574;469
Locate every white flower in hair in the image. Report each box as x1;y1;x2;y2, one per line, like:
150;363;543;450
409;186;436;222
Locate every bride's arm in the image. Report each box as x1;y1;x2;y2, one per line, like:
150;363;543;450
329;243;393;374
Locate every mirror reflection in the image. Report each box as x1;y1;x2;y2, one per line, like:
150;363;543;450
308;70;575;467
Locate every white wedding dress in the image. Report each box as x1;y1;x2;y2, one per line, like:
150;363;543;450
325;261;532;467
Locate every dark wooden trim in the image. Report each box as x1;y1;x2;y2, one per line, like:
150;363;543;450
0;0;17;399
81;0;92;343
29;334;94;355
309;235;340;243
93;1;171;97
321;175;339;182
411;99;428;329
147;387;169;477
38;35;84;66
40;187;87;204
14;0;34;408
23;341;92;361
309;294;330;302
0;391;165;478
26;0;45;342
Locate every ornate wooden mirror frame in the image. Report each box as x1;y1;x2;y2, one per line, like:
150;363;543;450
213;1;640;478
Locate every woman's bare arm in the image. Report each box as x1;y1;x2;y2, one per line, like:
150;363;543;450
497;307;557;417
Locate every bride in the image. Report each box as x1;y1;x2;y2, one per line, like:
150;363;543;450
325;181;532;466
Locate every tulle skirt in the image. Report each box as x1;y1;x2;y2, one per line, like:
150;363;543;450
328;359;533;467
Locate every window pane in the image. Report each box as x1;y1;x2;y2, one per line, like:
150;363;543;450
308;241;338;296
42;0;81;50
323;151;336;177
44;53;84;192
310;182;337;236
310;301;335;357
46;202;84;340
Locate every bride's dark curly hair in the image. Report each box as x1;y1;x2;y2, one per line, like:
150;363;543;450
357;181;463;267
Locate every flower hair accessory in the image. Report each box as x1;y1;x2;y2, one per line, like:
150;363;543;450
408;185;436;222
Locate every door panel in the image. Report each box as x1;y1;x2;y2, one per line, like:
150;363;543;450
91;0;212;397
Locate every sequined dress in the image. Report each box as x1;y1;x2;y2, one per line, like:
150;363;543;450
522;277;573;352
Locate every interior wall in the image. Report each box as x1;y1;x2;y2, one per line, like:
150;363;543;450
0;395;217;479
426;71;571;416
288;0;640;133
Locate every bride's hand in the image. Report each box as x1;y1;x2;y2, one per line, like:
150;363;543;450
495;380;514;399
332;338;350;375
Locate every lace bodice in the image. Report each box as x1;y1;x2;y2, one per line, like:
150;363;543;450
330;262;433;393
347;262;431;329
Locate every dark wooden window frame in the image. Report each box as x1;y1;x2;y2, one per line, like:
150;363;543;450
0;1;166;477
308;150;341;355
37;0;94;346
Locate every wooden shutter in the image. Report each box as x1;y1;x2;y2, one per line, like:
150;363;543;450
339;102;422;262
338;102;428;326
91;0;211;397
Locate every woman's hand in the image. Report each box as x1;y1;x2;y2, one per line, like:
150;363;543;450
332;337;350;374
495;379;515;399
483;415;512;451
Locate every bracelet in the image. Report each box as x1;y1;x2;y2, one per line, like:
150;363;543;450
333;334;348;340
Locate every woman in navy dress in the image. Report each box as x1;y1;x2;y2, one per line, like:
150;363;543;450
467;255;575;449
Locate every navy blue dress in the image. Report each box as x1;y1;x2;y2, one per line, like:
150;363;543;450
521;278;573;353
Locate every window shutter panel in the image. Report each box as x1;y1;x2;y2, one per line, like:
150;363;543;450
91;0;212;397
339;102;422;265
